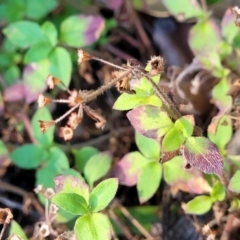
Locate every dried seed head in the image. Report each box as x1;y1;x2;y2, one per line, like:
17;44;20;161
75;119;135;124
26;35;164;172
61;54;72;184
68;90;83;106
112;70;135;94
78;49;92;64
49;203;59;215
37;94;52;108
44;188;55;199
67;112;82;129
38;223;50;238
148;56;165;75
38;120;55;133
0;208;13;224
34;184;44;194
47;74;61;89
59;126;73;141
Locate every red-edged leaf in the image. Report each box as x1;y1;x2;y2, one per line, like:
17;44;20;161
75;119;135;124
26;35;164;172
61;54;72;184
183;137;224;176
113;152;148;186
127;105;173;140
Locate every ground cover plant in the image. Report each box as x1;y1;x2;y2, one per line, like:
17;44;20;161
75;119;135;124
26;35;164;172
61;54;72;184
1;0;240;239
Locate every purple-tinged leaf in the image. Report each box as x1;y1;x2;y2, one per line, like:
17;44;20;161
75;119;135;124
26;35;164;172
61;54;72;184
163;156;212;195
127;105;174;140
104;0;123;10
3;82;25;102
60;15;105;48
228;170;240;193
113;152;148;186
22;59;50;103
189;20;221;55
222;8;239;43
54;175;90;203
183;137;224;176
137;161;162;203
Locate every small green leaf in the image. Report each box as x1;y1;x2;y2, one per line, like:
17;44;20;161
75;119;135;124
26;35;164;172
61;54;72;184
49;47;72;88
24;39;53;63
184;196;212;215
174;116;194;137
135;132;160;159
189;20;221;54
113;92;147;111
41;21;58;47
208;115;232;155
163;0;203;20
72;146;99;172
2;0;25;23
162;128;185;152
11;144;47;169
3;65;20;85
210;182;225;201
183;137;224;176
31;107;54;147
54;175;90;203
9;220;28;240
52;193;89;215
137;161;162;203
62;168;83;179
25;0;58;20
89;178;118;212
60;15;105;48
228;170;240;193
229;198;240;212
127;105;174;140
212;77;232;111
3;21;45;48
36;146;69;188
221;8;239;43
84;152;112;187
74;213;112;240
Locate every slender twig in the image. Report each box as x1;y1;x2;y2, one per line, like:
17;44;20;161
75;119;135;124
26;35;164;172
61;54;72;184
0;223;7;240
84;69;132;103
108;209;132;240
116;202;154;239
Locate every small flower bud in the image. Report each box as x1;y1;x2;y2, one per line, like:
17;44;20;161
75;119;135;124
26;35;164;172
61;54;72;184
49;203;59;215
34;184;44;194
68;90;83;106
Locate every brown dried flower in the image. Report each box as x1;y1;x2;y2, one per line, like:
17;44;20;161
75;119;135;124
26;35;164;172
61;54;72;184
37;94;52;108
0;208;13;224
38;120;55;133
59;126;73;141
148;56;165;75
112;70;134;94
67;112;82;129
47;74;61;89
78;49;92;64
68;90;83;106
